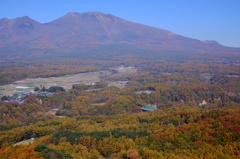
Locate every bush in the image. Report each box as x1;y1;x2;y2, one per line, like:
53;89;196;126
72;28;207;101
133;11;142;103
48;86;65;92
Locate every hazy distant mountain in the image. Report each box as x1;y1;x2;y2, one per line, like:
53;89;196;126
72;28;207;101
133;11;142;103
0;12;239;60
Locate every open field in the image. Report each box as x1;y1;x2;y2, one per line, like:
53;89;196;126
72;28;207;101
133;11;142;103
0;70;111;95
108;81;128;89
0;67;137;95
13;139;34;146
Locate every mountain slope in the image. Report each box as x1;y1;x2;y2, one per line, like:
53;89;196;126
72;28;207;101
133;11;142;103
0;12;239;60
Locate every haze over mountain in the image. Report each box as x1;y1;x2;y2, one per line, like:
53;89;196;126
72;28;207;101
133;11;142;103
0;12;239;60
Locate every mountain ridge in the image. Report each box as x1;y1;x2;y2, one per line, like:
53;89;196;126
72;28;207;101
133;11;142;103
0;11;239;60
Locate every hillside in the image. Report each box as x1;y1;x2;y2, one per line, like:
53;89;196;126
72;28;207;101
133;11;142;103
0;12;239;60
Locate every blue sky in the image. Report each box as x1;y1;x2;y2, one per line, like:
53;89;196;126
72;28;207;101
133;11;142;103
1;0;240;47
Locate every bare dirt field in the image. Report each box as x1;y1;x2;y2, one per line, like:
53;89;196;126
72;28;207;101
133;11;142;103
13;139;34;146
45;108;59;116
135;90;153;94
91;103;106;106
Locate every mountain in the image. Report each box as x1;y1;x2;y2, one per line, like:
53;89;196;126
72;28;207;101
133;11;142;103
0;12;239;60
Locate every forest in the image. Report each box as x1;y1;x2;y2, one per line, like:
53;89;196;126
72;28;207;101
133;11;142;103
0;56;239;158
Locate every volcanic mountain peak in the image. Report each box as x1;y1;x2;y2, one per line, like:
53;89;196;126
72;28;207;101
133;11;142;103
45;11;118;41
0;11;239;60
65;11;107;16
16;16;32;20
50;11;117;26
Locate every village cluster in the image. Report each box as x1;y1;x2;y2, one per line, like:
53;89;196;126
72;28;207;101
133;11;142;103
0;91;53;104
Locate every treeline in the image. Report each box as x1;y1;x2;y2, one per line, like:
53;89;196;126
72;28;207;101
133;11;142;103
34;86;66;92
0;59;103;85
52;128;149;144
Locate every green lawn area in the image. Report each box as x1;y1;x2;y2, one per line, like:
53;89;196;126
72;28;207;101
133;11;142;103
36;81;45;84
60;75;71;78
